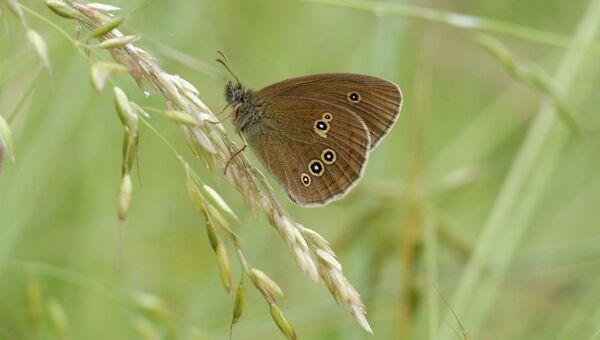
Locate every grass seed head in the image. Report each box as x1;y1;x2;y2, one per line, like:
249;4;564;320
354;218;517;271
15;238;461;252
205;217;220;251
118;173;133;221
46;0;79;19
132;292;172;322
0;114;14;161
231;281;245;327
45;2;371;333
25;277;43;328
91;62;128;91
316;249;342;271
90;16;125;39
216;244;233;293
165;110;200;126
186;176;206;213
269;303;297;340
47;298;69;338
202;184;238;221
249;268;285;301
26;30;51;71
99;35;140;49
87;3;121;12
113;86;138;133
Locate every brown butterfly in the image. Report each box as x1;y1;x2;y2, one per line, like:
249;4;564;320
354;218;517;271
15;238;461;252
219;53;402;206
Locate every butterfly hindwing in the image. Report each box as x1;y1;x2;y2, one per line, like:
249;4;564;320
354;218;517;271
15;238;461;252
241;95;371;206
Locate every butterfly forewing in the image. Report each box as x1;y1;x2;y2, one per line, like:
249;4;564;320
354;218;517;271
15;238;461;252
255;73;402;149
242;96;371;206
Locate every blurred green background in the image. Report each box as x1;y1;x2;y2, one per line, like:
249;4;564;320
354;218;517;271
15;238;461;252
1;0;600;339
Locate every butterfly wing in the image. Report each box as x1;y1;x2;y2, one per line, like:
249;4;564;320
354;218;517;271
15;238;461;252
242;95;371;206
255;73;402;149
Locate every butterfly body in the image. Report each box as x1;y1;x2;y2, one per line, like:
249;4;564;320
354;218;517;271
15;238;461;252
224;73;402;207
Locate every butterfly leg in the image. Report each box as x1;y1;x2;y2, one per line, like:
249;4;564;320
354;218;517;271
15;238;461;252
223;141;247;175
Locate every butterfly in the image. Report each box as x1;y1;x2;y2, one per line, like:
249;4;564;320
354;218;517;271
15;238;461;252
219;53;402;206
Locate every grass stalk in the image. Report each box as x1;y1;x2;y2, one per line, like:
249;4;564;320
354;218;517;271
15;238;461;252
439;0;600;338
299;0;600;56
423;212;439;339
24;0;372;333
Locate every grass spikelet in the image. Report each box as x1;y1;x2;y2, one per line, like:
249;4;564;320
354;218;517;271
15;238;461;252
315;249;342;271
249;268;285;301
25;277;43;329
26;29;51;71
132;317;162;340
91;62;128;91
206;204;234;235
230;280;245;337
46;0;79;19
0;113;15;161
112;87;139;220
118;173;133;221
113;86;138;133
99;35;140;49
204;217;219;251
132;292;172;323
164;110;200;127
186;173;207;213
202;184;238;221
86;2;121;13
216;244;234;292
269;303;298;340
89;15;125;38
204;212;233;292
47;298;70;340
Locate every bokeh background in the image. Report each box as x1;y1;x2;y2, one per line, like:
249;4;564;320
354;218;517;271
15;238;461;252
1;0;600;339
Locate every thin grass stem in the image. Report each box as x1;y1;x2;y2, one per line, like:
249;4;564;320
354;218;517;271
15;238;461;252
439;0;600;338
299;0;600;56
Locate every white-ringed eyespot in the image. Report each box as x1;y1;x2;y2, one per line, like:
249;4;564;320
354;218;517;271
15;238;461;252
348;91;361;103
321;148;337;165
301;173;311;186
308;160;324;176
314;119;330;137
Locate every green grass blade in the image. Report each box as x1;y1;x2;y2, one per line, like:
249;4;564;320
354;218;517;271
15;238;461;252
439;0;600;338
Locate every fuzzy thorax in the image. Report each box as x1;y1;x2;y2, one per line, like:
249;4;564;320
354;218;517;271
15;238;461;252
225;81;260;133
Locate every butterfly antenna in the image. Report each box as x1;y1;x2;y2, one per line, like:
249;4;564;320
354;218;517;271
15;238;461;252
216;50;240;84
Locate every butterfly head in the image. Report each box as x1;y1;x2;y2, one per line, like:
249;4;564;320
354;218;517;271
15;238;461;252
217;51;250;106
224;81;248;106
225;81;258;133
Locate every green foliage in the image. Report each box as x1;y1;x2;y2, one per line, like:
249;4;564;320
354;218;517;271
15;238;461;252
1;0;600;339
